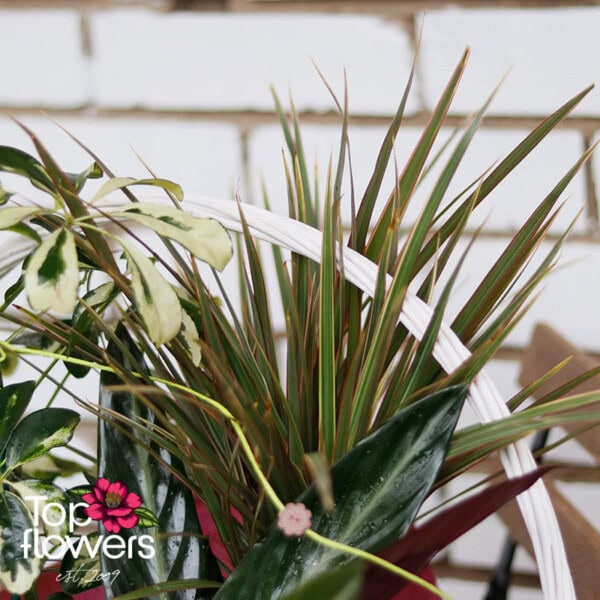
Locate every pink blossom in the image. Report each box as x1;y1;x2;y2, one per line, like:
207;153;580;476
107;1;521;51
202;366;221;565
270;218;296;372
277;502;312;537
82;478;142;534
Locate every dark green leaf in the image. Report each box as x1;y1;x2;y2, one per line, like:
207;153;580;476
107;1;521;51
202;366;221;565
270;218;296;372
0;381;35;454
282;559;364;600
113;580;222;600
4;408;80;470
49;593;75;600
0;491;41;593
98;329;221;599
0;145;56;195
363;468;549;599
215;386;467;599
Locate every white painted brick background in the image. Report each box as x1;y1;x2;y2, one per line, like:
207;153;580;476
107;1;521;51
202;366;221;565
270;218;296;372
418;7;600;117
90;10;417;114
0;11;88;107
0;3;599;599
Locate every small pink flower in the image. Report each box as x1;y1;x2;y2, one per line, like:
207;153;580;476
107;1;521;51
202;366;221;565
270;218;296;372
277;502;312;537
82;478;142;534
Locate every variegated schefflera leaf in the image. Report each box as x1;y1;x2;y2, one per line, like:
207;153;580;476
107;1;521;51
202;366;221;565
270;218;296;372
112;204;233;271
24;227;78;314
0;492;41;594
0;381;81;594
0;179;233;351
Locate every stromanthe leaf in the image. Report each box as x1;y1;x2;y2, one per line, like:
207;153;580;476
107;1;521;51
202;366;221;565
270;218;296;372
215;385;467;599
98;328;221;599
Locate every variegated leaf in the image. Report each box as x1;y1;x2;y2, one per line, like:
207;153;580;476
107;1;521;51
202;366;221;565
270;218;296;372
12;481;69;537
0;491;41;594
0;206;44;229
4;408;80;471
114;203;233;271
120;238;182;345
24;228;78;314
92;177;183;202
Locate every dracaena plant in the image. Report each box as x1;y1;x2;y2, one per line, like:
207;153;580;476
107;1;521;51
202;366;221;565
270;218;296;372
0;51;598;600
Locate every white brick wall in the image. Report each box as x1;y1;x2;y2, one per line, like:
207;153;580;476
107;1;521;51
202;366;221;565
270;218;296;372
418;7;600;117
0;11;88;107
89;10;417;114
0;3;599;599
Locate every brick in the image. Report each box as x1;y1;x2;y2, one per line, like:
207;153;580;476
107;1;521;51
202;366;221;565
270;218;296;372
0;115;242;200
0;10;88;108
438;239;600;354
89;10;418;114
418;7;600;117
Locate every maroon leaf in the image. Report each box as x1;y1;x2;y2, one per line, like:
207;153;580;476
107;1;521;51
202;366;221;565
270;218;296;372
362;466;551;600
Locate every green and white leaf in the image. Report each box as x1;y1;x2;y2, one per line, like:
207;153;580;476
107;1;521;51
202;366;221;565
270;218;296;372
113;204;233;271
0;491;41;594
92;177;183;202
20;453;84;481
0;381;35;454
4;408;80;471
24;228;78;314
60;533;103;594
12;481;69;537
0;206;44;230
120;237;182;345
178;307;202;366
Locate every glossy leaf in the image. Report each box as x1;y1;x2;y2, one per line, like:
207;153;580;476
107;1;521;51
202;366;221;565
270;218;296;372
282;559;364;600
98;330;221;599
25;228;79;314
121;237;182;345
92;177;183;202
114;204;233;271
0;380;35;454
21;453;84;481
4;408;80;470
0;145;56;195
12;480;69;537
215;386;467;599
0;491;41;594
59;533;103;594
362;468;550;599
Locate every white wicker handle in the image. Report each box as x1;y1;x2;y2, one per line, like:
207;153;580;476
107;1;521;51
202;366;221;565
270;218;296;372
0;193;574;599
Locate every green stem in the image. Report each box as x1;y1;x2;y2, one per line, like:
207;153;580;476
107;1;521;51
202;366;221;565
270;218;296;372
1;342;451;599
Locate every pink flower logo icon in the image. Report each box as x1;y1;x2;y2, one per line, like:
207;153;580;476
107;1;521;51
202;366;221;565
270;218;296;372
82;478;142;534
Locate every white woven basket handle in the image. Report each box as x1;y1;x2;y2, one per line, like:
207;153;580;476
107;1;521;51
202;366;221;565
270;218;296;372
180;194;574;600
0;193;574;599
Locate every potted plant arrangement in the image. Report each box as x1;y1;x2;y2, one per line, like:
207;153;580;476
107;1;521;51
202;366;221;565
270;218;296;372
0;52;597;599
